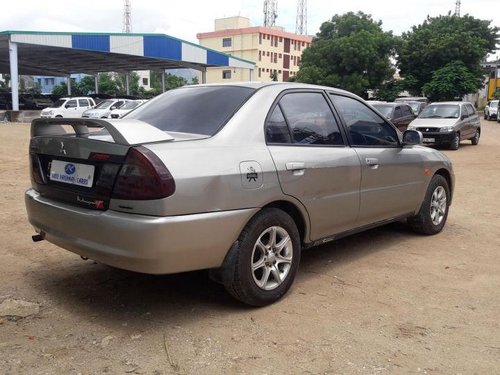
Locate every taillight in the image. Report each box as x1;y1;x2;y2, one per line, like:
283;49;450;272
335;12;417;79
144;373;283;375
111;146;175;200
30;154;45;185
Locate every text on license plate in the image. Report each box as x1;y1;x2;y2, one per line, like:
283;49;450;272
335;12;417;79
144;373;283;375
422;137;435;143
49;160;95;188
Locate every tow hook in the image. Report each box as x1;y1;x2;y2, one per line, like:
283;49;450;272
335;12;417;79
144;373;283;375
31;233;45;242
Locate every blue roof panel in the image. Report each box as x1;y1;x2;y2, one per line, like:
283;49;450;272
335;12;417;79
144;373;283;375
207;50;229;66
72;35;110;52
143;35;182;61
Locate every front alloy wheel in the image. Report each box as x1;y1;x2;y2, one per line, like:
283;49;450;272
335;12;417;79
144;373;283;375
429;186;447;226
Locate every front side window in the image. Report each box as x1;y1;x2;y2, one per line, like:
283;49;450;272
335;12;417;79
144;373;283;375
269;92;344;146
394;106;403;119
66;100;77;108
330;94;399;147
78;99;89;107
126;86;255;136
402;105;413;117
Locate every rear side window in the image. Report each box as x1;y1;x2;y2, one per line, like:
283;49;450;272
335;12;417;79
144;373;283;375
330;94;399;147
126;86;255;136
267;92;344;145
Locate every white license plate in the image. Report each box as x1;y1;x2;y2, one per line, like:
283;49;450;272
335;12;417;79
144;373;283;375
422;137;435;143
49;160;95;188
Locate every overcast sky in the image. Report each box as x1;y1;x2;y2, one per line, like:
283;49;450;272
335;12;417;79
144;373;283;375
1;0;499;59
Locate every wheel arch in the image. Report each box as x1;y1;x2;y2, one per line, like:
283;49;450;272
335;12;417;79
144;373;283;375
434;168;453;204
262;200;309;245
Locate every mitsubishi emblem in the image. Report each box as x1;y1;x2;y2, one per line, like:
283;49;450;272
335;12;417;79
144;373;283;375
59;141;67;155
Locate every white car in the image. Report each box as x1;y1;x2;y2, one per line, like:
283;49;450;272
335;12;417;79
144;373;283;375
109;100;147;118
81;99;130;119
484;100;498;120
40;97;96;118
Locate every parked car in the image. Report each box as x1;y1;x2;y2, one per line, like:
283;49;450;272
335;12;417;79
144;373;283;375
40;97;96;118
81;99;129;119
371;102;416;131
0;92;26;110
484;100;498;120
407;101;480;150
21;94;53;109
26;82;454;306
110;99;147;118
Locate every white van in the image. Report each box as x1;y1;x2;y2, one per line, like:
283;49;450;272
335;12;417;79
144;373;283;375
40;97;96;118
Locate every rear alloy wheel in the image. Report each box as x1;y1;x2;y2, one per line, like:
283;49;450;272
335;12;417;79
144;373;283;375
223;208;300;306
471;130;480;145
408;175;450;235
449;132;460;150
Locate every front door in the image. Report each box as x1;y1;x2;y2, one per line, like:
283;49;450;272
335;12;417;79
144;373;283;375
329;94;426;226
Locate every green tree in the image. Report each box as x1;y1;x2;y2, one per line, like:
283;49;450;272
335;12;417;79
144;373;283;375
296;12;397;97
422;61;480;101
398;14;499;98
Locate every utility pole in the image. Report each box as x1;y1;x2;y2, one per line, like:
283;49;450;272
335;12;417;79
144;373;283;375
295;0;307;35
263;0;278;27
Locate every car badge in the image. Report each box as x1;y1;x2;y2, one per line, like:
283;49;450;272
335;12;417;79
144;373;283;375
59;142;67;155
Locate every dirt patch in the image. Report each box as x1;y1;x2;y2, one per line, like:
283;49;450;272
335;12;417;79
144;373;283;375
0;120;499;374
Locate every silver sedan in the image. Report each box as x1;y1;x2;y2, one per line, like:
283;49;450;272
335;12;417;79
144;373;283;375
25;82;454;306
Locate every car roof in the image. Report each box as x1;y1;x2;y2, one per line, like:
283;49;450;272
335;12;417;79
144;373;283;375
428;101;471;105
182;81;358;97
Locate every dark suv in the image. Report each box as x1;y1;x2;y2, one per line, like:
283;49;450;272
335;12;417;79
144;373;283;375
371;102;416;131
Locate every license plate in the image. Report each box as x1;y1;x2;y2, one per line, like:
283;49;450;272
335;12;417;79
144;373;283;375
422;137;435;143
49;160;95;188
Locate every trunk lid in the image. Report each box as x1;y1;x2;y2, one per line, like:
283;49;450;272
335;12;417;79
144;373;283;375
29;118;173;210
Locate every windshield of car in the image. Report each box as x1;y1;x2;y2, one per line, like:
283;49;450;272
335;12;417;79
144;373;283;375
94;100;115;109
407;102;420;113
126;86;256;136
120;101;141;110
371;104;393;117
491;100;499;107
418;104;460;119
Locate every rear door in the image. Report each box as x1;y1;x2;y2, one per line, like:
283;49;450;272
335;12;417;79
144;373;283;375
329;94;426;227
266;90;361;241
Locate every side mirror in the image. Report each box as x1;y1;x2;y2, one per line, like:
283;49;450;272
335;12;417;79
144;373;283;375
402;130;422;146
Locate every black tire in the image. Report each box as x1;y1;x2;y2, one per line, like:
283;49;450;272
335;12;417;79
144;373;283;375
471;130;480;145
55;115;63;118
449;132;460;150
222;208;301;306
408;175;450;235
487;114;491;121
484;112;487;120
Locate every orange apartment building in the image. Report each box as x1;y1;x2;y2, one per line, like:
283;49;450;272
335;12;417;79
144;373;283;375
197;16;312;82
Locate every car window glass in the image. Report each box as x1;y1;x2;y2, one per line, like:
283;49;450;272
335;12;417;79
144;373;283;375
279;92;344;145
78;99;89;107
402;105;413;117
127;86;255;136
265;105;292;144
66;100;77;108
394;106;403;119
466;104;475;116
329;94;399;147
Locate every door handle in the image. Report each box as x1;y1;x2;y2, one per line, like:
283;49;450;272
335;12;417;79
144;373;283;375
365;158;379;169
286;162;305;176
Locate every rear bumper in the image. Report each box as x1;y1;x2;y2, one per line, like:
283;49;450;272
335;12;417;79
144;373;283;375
25;189;258;274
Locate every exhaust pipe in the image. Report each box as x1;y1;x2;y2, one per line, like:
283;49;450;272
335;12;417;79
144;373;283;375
32;233;45;242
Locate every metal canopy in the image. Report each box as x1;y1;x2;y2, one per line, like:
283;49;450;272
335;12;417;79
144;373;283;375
0;30;255;76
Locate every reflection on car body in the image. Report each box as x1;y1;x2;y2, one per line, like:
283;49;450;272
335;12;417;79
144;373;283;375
25;82;455;306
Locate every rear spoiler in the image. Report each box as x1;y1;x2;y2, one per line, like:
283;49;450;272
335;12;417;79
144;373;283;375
31;118;174;146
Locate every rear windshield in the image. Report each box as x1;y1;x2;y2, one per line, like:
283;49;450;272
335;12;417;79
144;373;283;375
126;86;256;136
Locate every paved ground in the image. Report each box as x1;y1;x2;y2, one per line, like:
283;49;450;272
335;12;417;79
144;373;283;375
0;119;499;374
